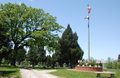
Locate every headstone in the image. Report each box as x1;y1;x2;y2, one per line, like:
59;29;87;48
41;62;42;67
64;63;66;67
20;62;22;66
43;62;46;68
23;61;25;66
68;63;71;69
16;62;18;65
28;61;30;67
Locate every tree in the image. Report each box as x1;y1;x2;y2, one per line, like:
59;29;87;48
0;20;12;65
118;54;120;62
16;48;26;64
46;55;52;66
26;46;46;67
27;47;38;67
0;2;63;66
112;60;117;69
58;24;84;67
51;52;60;67
105;57;113;69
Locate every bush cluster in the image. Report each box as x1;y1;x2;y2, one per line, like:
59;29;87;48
79;61;102;67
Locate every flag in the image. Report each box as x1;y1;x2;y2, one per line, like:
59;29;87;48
87;7;91;13
84;15;89;19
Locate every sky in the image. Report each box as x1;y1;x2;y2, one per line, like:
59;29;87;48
1;0;120;62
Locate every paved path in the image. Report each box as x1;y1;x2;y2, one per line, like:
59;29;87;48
20;68;61;78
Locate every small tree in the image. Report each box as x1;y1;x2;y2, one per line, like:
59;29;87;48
105;57;113;69
117;62;120;69
112;60;117;69
38;62;40;67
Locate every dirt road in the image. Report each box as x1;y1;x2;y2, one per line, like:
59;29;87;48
20;68;61;78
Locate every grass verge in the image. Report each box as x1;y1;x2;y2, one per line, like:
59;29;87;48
0;65;21;78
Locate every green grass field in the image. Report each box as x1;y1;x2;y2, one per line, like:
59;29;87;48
49;68;120;78
0;65;120;78
0;65;21;78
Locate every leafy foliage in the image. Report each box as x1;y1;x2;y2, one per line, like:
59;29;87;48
79;61;84;66
0;2;64;66
46;55;52;66
26;46;46;67
105;57;120;69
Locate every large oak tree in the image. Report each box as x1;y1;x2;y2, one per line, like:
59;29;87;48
0;2;64;66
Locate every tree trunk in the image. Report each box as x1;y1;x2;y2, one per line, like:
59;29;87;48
11;58;16;66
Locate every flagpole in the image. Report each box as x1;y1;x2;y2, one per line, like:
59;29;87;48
87;4;90;62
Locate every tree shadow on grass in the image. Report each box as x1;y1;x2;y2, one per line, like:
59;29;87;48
0;65;18;68
0;71;17;77
19;66;66;70
33;67;65;70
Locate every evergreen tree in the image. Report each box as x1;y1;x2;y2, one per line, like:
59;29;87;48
58;24;84;68
51;52;60;67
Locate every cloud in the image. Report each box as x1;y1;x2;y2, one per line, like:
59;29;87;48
30;0;33;1
19;2;21;5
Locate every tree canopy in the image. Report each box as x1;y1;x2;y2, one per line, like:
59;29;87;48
0;2;64;66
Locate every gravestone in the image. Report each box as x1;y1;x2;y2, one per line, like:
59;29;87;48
63;63;66;67
28;61;30;67
20;62;22;66
43;62;46;68
40;62;42;67
23;61;25;66
16;62;18;65
68;63;71;69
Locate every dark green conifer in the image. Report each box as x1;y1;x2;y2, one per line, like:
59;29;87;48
58;24;84;68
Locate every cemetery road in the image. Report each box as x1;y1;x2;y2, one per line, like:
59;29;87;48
20;68;61;78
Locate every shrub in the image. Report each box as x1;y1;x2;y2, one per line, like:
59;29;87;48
117;63;120;69
91;62;95;67
79;61;84;66
87;62;91;66
95;63;99;66
38;62;40;67
99;63;102;67
56;62;59;66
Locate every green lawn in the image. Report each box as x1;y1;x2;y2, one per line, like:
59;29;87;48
49;68;120;78
0;65;21;78
0;65;120;78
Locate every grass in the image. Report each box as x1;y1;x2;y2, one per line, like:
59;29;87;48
23;66;120;78
0;65;120;78
50;68;96;78
49;68;120;78
0;65;21;78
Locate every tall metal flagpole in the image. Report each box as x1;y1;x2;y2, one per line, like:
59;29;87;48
87;4;90;62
